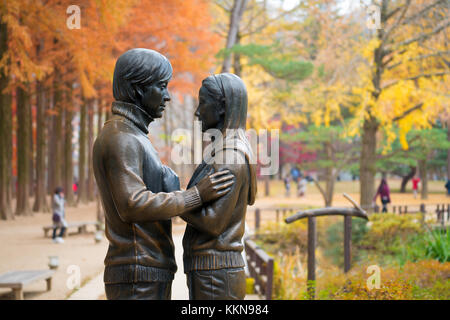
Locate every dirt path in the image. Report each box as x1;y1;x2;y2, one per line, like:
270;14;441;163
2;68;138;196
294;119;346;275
0;202;108;300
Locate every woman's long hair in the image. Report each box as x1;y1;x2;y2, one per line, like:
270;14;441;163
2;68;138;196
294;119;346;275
201;73;257;205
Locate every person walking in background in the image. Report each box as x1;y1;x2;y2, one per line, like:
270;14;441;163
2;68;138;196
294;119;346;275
52;187;67;243
284;176;291;197
297;177;307;197
412;176;420;199
373;178;391;213
445;179;450;197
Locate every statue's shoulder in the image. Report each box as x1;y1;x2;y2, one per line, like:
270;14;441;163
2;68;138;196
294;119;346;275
96;120;144;152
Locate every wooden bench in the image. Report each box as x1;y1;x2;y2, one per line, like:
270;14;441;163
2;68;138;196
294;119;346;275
43;221;100;238
0;270;55;300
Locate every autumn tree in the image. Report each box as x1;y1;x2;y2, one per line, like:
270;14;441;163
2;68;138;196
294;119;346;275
347;0;449;209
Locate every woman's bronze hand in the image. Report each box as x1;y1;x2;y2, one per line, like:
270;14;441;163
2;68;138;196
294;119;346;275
195;169;235;203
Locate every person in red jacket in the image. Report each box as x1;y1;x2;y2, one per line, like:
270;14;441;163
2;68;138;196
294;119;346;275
373;178;391;213
412;176;420;199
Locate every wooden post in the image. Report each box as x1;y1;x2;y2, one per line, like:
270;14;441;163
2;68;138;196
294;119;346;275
266;258;274;300
420;204;426;225
307;216;316;300
255;208;260;231
344;216;352;273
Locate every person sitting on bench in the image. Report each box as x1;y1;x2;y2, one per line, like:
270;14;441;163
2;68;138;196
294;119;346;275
52;187;67;243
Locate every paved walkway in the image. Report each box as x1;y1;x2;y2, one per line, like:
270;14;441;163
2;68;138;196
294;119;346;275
67;232;189;300
68;223;260;300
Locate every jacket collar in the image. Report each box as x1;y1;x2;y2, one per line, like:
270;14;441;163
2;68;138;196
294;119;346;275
111;101;153;134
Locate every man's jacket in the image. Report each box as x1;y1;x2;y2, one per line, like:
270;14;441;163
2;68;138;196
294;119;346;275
93;101;202;284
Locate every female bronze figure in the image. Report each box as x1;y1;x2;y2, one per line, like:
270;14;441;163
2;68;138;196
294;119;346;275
182;73;257;300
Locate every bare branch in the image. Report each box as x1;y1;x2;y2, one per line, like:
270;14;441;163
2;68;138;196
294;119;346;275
382;71;450;90
386;50;450;70
214;0;233;12
382;0;411;43
240;3;302;38
392;103;424;122
391;18;450;50
401;0;447;26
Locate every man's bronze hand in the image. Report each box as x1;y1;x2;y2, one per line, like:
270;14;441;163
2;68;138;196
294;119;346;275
196;169;234;203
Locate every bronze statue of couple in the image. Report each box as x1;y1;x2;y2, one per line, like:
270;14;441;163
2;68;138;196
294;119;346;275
93;48;257;300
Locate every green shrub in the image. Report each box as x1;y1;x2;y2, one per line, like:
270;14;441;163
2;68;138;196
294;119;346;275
324;218;369;268
425;228;449;263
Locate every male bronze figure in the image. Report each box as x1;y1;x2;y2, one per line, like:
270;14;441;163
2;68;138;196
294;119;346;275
182;73;257;300
93;49;234;300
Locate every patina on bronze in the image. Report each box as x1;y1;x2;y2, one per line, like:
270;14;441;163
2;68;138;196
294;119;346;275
93;49;234;300
182;73;257;300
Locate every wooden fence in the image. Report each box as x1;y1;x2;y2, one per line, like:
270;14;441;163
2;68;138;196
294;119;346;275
244;239;274;300
249;203;450;231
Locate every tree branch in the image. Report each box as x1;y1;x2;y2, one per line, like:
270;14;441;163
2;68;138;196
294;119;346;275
381;71;450;90
391;18;450;50
386;50;450;70
392;103;424;122
401;0;447;26
382;0;411;43
240;3;302;38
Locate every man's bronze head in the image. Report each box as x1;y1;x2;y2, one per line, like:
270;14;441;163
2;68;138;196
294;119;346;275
113;48;172;119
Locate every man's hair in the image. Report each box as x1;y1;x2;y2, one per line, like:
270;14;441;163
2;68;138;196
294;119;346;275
113;48;173;104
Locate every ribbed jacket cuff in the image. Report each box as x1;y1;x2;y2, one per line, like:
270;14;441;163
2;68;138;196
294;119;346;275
183;186;202;210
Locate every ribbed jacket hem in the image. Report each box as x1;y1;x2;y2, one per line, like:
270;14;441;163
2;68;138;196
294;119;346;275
104;265;174;284
183;251;245;273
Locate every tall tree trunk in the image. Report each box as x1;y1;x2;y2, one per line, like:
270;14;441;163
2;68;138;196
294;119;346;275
77;98;88;204
97;99;104;136
418;158;428;200
0;22;13;220
96;99;105;222
63;88;75;206
360;119;378;210
447;117;450;180
32;81;49;212
233;33;242;77
29;90;35;199
47;86;54;196
400;166;416;193
51;77;64;195
221;0;248;73
16;85;32;216
87;99;95;201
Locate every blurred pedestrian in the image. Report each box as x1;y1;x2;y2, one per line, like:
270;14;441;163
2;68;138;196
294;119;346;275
284;176;291;197
412;176;420;199
297;177;307;197
445;179;450;196
373;178;391;213
52;187;67;243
